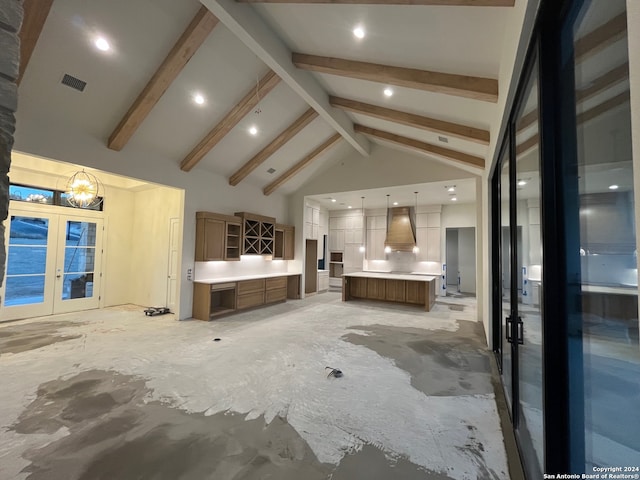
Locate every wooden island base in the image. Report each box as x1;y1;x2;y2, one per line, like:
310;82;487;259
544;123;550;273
342;273;436;311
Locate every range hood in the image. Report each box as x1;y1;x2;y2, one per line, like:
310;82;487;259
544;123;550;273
384;206;417;252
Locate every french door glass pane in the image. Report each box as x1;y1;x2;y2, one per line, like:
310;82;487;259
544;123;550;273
571;0;640;469
4;216;49;306
500;149;512;410
515;58;544;475
61;221;97;301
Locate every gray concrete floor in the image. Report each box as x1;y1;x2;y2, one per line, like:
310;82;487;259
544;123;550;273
0;293;514;479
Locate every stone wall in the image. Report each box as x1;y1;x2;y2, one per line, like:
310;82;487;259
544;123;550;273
0;0;23;288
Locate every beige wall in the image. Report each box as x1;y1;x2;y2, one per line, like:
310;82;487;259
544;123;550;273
130;186;184;311
101;187;135;307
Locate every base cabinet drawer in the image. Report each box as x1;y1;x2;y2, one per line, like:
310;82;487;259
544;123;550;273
265;276;287;290
237;279;265;295
237;291;265;310
265;287;287;304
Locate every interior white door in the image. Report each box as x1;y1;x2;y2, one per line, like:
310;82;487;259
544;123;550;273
166;217;180;313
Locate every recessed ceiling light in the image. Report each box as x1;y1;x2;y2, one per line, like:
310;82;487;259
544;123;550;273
94;37;110;52
353;26;365;39
331;199;337;203
518;179;527;186
193;93;205;105
348;206;352;209
249;126;258;136
383;88;393;97
393;201;398;206
451;197;458;202
447;186;455;192
609;184;619;190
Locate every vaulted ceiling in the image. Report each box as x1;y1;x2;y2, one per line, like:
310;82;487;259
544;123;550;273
15;0;631;199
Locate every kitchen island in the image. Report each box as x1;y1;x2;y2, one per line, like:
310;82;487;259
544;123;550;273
342;272;437;311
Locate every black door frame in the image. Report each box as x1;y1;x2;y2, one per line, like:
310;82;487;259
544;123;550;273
491;0;591;474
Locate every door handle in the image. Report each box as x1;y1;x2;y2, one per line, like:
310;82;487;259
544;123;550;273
506;316;513;343
56;274;61;278
517;316;524;345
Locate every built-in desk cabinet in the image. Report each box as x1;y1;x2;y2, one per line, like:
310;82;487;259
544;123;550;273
195;212;242;261
192;275;301;320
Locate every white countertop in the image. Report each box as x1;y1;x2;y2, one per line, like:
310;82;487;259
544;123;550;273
195;272;301;285
582;285;638;295
342;271;438;282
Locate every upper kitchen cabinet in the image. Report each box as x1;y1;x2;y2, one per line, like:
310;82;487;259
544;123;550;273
195;212;242;261
235;212;276;256
305;205;320;240
274;224;295;260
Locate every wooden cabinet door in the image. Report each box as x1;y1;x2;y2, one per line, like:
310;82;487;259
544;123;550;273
367;278;386;300
284;227;295;260
196;218;224;261
406;281;426;305
349;277;367;298
385;280;406;302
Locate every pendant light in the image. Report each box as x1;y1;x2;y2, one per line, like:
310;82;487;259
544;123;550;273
63;170;104;209
359;196;366;253
412;191;420;254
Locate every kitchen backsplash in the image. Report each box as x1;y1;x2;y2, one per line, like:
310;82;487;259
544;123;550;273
194;256;291;280
364;251;441;275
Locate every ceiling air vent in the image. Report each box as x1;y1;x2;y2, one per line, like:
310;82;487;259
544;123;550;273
267;168;276;174
438;136;449;143
61;74;87;92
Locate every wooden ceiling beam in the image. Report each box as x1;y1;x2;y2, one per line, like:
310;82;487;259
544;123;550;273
575;12;627;64
108;7;219;151
576;62;628;103
239;0;514;4
516;62;629;133
229;107;318;186
293;53;498;102
180;69;281;172
330;96;489;145
201;0;370;156
263;134;342;196
577;90;629;125
355;124;484;168
515;91;630;158
18;0;55;84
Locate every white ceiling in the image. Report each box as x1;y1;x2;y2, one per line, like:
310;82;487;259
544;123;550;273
17;0;512;199
307;177;477;211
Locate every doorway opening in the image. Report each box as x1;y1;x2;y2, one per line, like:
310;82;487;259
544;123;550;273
445;227;476;296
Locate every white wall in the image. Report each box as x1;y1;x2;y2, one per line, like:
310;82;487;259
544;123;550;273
13;112;289;319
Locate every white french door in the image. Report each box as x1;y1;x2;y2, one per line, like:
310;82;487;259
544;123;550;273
1;205;103;321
